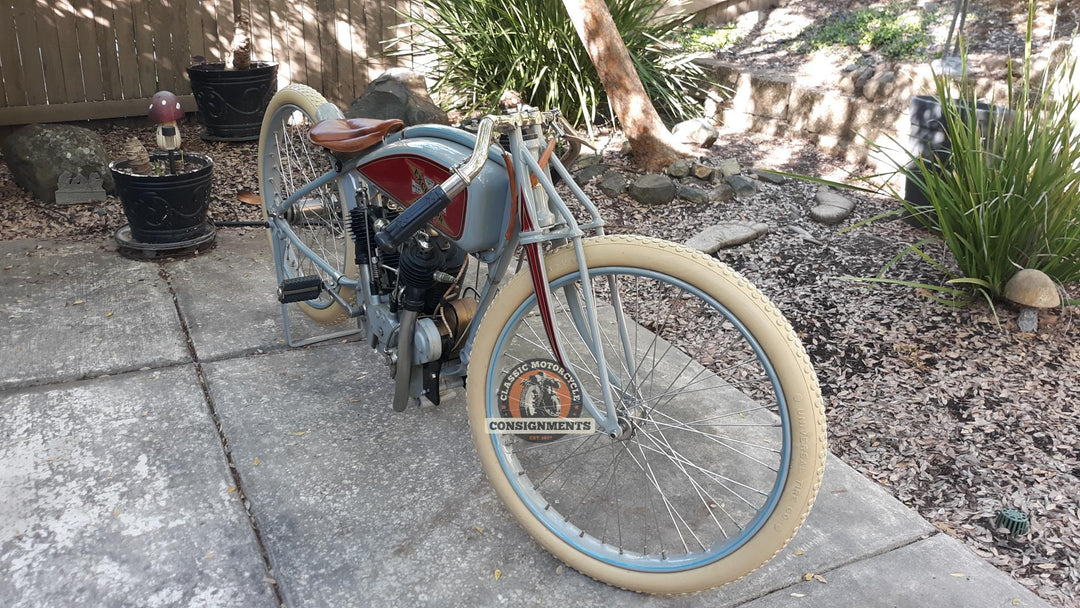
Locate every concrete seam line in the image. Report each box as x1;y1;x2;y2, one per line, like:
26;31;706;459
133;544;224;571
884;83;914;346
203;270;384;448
740;531;940;603
157;265;288;608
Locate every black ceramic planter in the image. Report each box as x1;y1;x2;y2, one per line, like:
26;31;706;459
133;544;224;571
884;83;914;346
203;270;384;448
187;62;278;141
110;152;214;244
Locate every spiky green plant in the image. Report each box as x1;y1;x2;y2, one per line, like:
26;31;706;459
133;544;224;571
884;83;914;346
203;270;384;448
387;0;709;131
897;6;1080;300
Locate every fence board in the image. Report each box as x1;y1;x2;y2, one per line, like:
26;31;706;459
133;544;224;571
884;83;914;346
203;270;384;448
93;0;123;100
73;0;104;102
377;0;400;75
247;0;275;67
54;0;85;103
187;1;206;62
0;94;196;125
170;0;192;94
334;0;355;104
206;0;232;62
129;0;157;96
13;1;46;105
354;0;375;98
280;1;304;85
300;0;323;93
35;3;69;103
315;0;339;104
113;1;143;99
0;1;25;106
149;0;179;92
267;0;285;71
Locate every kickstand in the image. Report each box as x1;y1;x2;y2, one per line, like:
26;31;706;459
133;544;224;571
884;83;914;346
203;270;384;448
279;302;363;347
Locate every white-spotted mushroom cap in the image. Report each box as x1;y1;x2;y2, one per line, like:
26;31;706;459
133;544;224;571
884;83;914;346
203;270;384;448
148;91;184;123
1004;269;1061;308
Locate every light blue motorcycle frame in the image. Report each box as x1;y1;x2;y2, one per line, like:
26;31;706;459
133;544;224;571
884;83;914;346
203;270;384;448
266;115;631;435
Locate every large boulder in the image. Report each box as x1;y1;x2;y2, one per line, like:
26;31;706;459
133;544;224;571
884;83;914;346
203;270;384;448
345;68;449;126
1;124;114;203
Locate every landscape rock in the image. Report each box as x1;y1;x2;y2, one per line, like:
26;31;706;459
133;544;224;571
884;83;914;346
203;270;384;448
665;159;691;178
346;68;449;126
716;157;741;178
685;221;770;253
810;187;856;225
573;152;602;169
690;163;714;180
627;174;676;206
839;65;874;96
754;167;787;184
598;170;627;197
671;118;719;147
862;70;897;102
708;184;735;202
1;124;114;203
676;184;709;204
726;174;758;197
574;163;609;183
1004;269;1061;309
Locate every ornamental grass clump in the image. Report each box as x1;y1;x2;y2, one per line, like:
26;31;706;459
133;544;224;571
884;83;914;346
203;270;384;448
897;8;1080;303
388;0;707;132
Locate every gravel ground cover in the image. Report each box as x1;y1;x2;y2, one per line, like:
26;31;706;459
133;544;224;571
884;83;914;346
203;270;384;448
578;129;1079;608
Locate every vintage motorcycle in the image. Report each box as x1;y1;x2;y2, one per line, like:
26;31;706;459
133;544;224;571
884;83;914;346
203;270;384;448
257;84;826;594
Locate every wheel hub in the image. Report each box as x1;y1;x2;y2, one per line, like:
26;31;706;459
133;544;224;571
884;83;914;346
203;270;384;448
612;405;646;440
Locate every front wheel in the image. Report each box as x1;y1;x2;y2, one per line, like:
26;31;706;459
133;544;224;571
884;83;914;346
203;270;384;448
466;236;826;594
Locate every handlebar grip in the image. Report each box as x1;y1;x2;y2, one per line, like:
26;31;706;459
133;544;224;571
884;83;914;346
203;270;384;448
374;186;452;251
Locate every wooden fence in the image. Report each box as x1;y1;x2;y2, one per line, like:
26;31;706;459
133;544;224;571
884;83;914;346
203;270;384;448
0;0;412;127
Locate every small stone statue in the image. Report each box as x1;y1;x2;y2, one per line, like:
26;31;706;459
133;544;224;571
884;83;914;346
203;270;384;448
55;170;107;204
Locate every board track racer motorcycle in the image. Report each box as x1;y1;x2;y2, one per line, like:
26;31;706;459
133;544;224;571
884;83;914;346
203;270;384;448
257;84;826;594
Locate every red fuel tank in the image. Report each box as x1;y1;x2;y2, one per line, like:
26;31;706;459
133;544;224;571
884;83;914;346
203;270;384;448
357;126;510;253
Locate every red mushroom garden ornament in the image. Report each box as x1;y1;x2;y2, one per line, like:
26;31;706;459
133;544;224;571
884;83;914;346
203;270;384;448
149;91;184;173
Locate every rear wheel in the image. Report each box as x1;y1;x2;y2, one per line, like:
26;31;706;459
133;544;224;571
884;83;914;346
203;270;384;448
466;236;826;594
258;84;355;324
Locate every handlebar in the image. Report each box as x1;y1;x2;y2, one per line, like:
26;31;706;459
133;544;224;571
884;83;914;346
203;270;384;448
374;108;580;251
374;117;496;251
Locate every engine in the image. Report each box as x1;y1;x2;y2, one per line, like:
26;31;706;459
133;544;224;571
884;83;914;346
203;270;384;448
351;202;476;361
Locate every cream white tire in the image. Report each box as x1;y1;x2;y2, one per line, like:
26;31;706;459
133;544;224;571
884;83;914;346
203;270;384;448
465;235;826;594
258;84;357;324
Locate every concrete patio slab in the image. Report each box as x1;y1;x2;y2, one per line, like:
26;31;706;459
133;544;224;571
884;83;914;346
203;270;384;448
202;343;953;607
0;365;276;607
0;232;1057;607
0;240;189;390
743;533;1052;608
166;230;359;362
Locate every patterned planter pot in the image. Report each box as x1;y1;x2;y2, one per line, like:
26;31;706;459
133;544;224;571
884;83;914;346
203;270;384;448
187;62;278;141
110;152;214;244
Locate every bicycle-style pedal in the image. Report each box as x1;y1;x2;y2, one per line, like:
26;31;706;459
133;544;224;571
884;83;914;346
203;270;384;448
278;275;323;303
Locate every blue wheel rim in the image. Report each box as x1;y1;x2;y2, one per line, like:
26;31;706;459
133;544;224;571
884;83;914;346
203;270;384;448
485;266;792;572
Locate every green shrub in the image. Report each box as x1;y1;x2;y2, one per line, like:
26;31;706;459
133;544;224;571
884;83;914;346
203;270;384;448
869;5;1080;304
388;0;708;131
800;3;933;60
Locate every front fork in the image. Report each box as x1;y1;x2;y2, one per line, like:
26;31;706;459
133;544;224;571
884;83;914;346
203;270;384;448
509;129;631;437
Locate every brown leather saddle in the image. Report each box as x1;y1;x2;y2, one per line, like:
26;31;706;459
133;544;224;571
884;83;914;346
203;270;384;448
309;118;405;153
